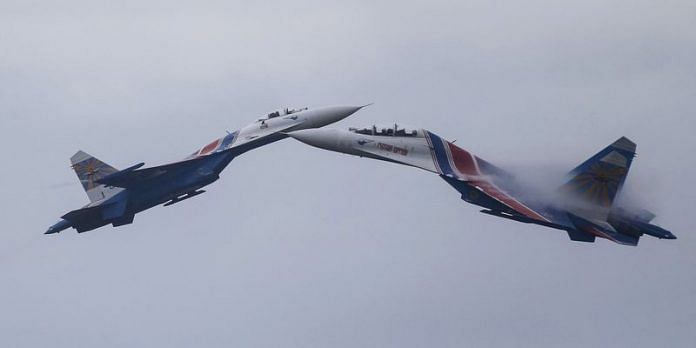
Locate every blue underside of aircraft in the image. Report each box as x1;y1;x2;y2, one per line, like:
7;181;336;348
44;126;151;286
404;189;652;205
46;105;368;234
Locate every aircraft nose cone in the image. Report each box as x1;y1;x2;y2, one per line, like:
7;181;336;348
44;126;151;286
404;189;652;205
310;104;369;128
287;129;341;151
334;105;366;119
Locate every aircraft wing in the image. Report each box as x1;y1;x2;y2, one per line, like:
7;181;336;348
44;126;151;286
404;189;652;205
469;179;553;223
96;156;211;189
425;131;574;229
442;175;565;225
439;146;641;245
448;175;641;246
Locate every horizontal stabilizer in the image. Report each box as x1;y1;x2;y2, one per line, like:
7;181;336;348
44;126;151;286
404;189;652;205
61;204;111;233
62;205;104;222
568;213;640;246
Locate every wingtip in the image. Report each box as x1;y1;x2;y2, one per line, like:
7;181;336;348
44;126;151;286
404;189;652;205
70;150;92;164
612;136;636;152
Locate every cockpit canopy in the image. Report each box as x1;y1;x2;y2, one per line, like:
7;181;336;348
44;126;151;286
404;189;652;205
349;123;421;137
261;107;308;121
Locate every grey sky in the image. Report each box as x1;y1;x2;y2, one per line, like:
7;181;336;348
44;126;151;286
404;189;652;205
1;1;695;347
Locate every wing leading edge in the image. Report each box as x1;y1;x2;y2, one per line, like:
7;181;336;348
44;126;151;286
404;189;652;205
96;152;227;189
424;131;563;225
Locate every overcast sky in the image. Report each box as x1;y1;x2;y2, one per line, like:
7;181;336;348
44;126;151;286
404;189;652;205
1;1;695;347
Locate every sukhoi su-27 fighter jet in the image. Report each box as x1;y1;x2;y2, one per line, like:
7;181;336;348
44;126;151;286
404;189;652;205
46;105;366;234
288;124;676;246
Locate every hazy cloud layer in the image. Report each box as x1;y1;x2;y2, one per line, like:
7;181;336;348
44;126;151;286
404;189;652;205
1;1;695;347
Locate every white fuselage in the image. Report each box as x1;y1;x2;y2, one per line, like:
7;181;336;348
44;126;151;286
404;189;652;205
288;128;440;174
186;106;365;159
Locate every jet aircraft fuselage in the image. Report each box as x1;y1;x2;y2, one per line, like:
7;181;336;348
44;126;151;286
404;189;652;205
288;124;676;246
46;105;364;234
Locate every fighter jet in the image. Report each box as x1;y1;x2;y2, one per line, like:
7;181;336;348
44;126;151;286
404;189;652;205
288;124;676;246
45;105;365;234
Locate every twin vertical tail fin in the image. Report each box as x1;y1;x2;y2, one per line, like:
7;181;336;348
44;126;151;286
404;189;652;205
559;137;636;219
70;151;121;203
